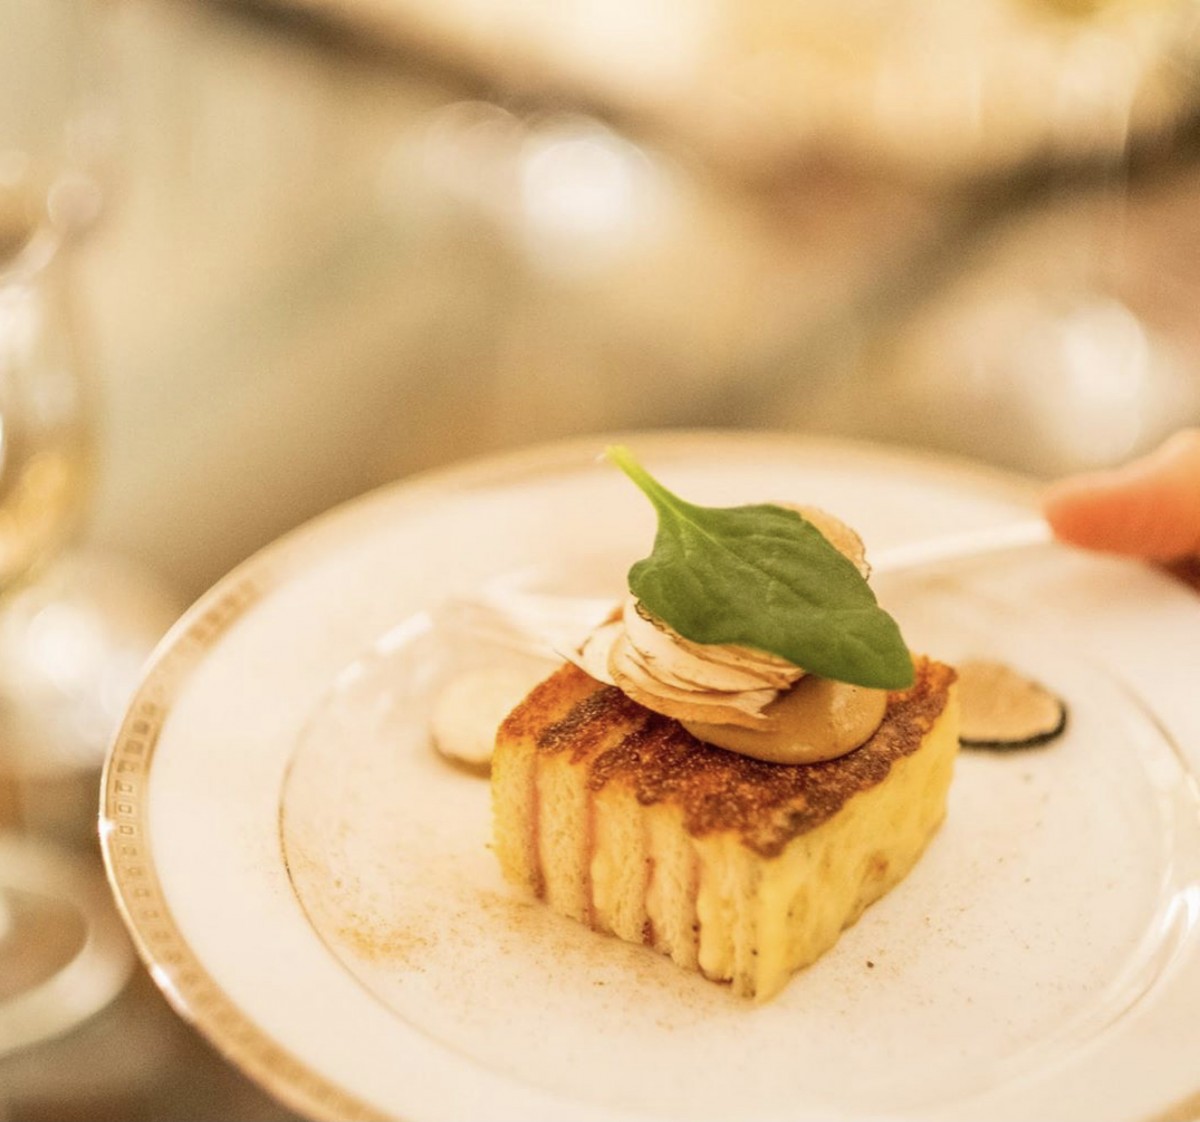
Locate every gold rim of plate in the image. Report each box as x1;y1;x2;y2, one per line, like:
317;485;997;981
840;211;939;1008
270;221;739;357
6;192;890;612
98;567;391;1122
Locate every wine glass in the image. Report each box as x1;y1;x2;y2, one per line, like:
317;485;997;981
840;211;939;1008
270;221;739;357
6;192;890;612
0;204;140;1059
0;0;137;1058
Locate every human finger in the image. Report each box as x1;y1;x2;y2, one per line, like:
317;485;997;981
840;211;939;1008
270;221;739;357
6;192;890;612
1041;428;1200;562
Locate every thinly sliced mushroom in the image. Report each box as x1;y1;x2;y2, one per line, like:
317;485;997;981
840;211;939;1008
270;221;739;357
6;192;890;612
621;598;797;693
956;659;1067;749
608;632;778;728
569;620;621;685
662;627;802;689
783;504;870;578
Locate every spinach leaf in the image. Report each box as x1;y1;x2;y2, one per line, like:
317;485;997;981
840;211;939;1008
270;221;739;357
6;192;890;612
607;445;914;689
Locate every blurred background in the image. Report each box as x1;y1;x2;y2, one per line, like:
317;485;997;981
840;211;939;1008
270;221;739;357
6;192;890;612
2;0;1200;1117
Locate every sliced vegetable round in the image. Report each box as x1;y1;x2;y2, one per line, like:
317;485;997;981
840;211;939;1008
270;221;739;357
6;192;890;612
956;659;1067;750
431;665;543;774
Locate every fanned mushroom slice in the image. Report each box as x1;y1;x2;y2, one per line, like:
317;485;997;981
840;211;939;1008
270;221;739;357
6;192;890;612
659;625;802;689
956;659;1067;749
608;632;778;728
784;504;870;579
569;619;622;685
621;598;801;693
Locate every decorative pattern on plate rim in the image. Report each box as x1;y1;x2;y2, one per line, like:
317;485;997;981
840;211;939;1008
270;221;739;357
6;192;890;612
99;570;390;1122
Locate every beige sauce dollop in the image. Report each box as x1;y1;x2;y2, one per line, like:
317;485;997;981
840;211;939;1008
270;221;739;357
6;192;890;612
682;675;887;764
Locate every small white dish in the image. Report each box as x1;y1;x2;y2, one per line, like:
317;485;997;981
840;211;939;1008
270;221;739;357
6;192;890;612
100;432;1200;1122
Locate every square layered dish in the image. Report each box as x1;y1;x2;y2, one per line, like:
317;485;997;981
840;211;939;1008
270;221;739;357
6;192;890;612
492;655;958;1000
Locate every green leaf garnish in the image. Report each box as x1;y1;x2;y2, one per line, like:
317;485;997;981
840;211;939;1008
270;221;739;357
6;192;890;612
606;445;914;690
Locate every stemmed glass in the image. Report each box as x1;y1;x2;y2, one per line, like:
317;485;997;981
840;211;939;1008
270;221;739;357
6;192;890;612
0;189;137;1059
0;0;135;1057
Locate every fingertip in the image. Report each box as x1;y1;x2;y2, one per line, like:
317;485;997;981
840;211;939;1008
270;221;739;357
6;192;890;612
1041;429;1200;561
1040;471;1125;551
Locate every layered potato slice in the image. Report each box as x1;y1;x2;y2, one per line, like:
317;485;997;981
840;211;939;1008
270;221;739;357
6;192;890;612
492;657;958;1000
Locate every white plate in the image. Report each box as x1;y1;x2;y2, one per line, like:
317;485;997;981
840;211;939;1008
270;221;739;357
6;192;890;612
100;432;1200;1122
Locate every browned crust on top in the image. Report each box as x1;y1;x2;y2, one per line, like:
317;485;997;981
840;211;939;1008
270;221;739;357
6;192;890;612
498;656;956;859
